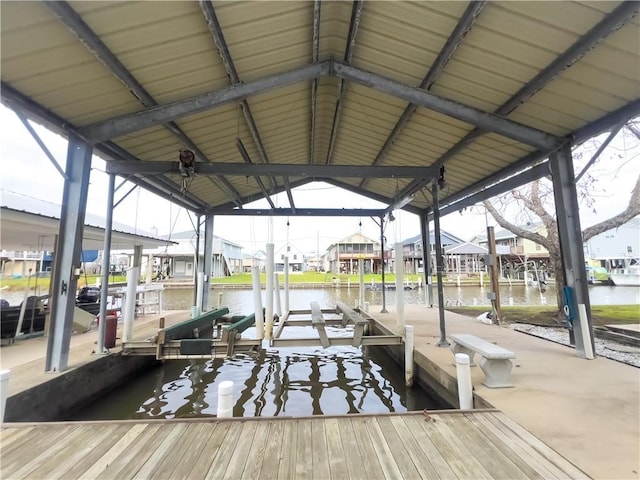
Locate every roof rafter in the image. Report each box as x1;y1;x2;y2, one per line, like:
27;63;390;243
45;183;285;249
309;0;322;165
325;0;364;165
210;208;387;217
43;0;244;208
199;0;278;193
236;138;276;209
360;0;487;188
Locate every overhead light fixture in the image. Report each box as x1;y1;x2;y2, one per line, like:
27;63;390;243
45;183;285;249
391;194;414;210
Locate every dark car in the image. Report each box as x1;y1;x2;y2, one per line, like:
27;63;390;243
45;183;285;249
77;286;100;303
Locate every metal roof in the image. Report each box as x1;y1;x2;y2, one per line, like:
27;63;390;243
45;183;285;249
0;191;175;251
1;1;638;218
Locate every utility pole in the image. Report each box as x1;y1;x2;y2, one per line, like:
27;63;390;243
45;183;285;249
487;226;502;325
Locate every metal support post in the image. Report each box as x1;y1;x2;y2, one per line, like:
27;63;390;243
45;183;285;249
45;136;92;372
433;182;449;347
202;214;214;312
97;173;115;353
420;212;433;307
193;215;201;306
550;145;595;358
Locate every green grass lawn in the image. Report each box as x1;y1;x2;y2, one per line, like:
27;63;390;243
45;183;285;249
446;305;640;326
210;272;424;284
0;275;127;292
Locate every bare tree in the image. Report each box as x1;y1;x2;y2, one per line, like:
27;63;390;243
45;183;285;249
483;122;640;312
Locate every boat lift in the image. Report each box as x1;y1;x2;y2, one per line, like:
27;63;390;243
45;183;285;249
122;303;403;361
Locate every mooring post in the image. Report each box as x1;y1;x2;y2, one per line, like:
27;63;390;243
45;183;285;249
194;272;204;318
252;265;264;340
265;243;274;340
217;292;223;308
455;353;473;409
405;326;414;387
284;257;290;314
274;272;282;318
124;245;141;342
217;380;234;418
358;258;365;311
395;242;405;331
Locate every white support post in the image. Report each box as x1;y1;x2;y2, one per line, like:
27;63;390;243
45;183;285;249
217;381;234;418
195;272;204;317
359;259;365;311
123;265;139;343
284;257;290;314
395;243;405;330
274;272;282;318
218;292;223;308
252;265;264;340
455;353;473;410
265;243;274;340
405;325;414;387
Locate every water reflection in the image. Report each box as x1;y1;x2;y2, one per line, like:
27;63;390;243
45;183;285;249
126;345;439;420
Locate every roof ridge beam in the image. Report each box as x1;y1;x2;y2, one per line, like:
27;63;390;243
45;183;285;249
332;62;561;150
325;0;364;165
81;61;332;142
44;0;243;207
106;161;438;179
360;0;487;187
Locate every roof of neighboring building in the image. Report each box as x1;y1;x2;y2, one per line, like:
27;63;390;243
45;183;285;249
0;190;174;251
402;231;465;246
161;230;243;249
445;242;488;255
329;232;379;247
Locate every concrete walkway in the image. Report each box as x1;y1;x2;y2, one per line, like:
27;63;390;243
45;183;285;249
368;304;639;480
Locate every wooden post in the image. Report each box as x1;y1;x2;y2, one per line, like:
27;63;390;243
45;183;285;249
487;226;502;325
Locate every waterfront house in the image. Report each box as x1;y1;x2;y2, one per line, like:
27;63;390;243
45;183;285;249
584;216;640;270
326;233;384;274
275;243;305;273
399;231;465;274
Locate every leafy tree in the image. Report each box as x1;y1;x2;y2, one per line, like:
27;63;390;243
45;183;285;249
482;121;640;312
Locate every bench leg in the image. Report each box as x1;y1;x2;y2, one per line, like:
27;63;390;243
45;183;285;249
451;343;477;366
479;358;514;388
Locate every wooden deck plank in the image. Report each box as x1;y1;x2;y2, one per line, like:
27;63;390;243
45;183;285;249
259;418;285;480
153;423;210;480
439;414;526;479
323;417;349;479
205;421;244;479
277;418;298;480
388;415;440;479
491;411;587;479
79;423;149;479
482;412;565;479
402;416;456;479
1;425;81;478
133;423;189;480
223;421;258;480
371;416;417;479
240;419;271;480
350;417;386;479
295;418;314;479
364;417;405;479
311;418;331;480
0;426;34;447
467;413;549;479
94;424;166;479
184;422;229;479
46;424;129;479
336;416;369;479
431;414;494;478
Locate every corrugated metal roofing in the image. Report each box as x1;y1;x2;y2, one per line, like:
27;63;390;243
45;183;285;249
1;1;638;216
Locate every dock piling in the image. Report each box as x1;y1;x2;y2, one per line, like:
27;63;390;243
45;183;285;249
404;326;414;387
217;381;234;418
455;353;473;409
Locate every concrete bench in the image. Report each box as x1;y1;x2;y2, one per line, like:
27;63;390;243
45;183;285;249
450;333;515;388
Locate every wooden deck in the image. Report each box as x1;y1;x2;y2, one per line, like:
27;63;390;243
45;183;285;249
1;410;586;479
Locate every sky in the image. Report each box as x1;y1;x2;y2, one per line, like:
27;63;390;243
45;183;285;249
1;104;638;255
